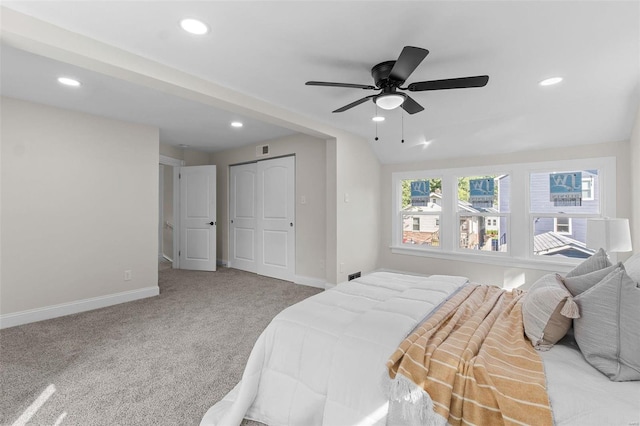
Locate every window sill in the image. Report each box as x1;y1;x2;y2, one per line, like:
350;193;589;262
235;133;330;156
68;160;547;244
389;245;577;273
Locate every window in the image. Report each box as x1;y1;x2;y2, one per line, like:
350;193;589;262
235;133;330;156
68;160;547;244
554;217;572;234
457;174;510;253
530;168;601;259
391;157;616;266
582;176;595;200
399;177;442;247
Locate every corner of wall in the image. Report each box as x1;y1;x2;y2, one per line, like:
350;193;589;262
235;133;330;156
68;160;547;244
630;102;640;250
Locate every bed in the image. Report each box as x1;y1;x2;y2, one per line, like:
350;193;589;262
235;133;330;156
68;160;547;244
201;252;640;426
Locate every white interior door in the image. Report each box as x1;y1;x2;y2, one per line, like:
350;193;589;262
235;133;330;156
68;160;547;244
257;156;295;281
179;165;217;271
229;163;257;273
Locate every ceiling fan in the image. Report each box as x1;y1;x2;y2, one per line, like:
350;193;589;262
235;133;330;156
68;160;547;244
306;46;489;114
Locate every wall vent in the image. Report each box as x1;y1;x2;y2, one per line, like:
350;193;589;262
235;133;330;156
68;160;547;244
348;271;362;281
256;144;270;157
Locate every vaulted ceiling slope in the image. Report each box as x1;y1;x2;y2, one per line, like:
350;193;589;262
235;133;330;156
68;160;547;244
1;1;639;164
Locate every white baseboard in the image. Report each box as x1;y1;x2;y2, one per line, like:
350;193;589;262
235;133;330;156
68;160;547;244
294;275;326;289
0;286;160;329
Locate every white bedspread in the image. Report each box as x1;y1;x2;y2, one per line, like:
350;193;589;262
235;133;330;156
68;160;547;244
200;272;469;426
541;332;640;426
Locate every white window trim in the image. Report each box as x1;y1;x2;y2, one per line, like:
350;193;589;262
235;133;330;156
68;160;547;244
391;157;616;269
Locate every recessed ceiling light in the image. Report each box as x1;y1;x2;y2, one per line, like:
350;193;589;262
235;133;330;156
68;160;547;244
57;77;81;87
180;18;209;35
372;116;385;122
179;144;189;148
231;121;243;128
539;77;563;86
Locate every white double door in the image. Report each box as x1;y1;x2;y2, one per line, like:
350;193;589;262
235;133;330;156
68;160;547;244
229;156;295;281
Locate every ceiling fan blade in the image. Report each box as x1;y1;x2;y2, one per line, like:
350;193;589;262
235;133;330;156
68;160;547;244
407;75;489;92
389;46;429;83
400;95;424;114
332;95;377;113
306;81;376;90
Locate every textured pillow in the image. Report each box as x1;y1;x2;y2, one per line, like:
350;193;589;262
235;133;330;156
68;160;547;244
573;266;640;381
522;274;579;350
623;252;640;283
565;248;612;278
560;263;620;296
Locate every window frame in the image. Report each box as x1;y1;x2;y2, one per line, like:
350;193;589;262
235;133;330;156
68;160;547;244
391;157;617;269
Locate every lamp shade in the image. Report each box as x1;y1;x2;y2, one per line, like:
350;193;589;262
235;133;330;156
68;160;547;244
586;218;632;253
375;93;405;110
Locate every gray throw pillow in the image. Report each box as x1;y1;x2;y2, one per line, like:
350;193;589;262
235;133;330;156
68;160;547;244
623;252;640;283
573;266;640;381
522;274;579;351
565;248;612;278
560;263;620;296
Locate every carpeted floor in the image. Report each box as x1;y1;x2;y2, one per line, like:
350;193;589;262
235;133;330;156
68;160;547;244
0;267;322;425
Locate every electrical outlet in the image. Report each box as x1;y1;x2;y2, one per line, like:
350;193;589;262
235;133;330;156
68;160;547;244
124;270;132;281
348;272;361;281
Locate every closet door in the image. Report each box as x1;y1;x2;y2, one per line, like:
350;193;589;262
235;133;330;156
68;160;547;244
229;163;258;273
229;156;295;281
256;156;295;282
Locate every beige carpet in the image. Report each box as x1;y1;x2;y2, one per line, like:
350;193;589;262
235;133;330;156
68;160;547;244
0;267;322;425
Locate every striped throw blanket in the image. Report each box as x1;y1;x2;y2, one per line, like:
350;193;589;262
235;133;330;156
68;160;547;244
385;284;553;426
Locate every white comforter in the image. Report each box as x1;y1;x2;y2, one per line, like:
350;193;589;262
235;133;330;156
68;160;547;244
542;332;640;426
200;272;469;426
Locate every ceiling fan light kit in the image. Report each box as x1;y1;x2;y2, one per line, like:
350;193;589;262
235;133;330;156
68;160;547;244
375;93;406;110
306;46;489;115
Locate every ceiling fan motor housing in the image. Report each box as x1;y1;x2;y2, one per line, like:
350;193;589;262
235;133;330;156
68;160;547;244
371;61;400;88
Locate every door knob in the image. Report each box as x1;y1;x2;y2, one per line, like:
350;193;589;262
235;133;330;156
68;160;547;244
290;222;293;227
208;221;215;225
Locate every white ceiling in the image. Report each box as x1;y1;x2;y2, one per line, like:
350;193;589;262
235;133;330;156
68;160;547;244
1;1;639;164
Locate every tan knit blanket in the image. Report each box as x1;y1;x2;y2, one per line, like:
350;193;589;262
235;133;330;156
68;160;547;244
386;284;553;426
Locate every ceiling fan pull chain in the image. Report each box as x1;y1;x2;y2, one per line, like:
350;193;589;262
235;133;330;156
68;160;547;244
401;111;405;143
375;104;379;141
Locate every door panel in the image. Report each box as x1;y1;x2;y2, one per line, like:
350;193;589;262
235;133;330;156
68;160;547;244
229;164;257;273
230;157;295;281
257;156;295;281
179;165;216;271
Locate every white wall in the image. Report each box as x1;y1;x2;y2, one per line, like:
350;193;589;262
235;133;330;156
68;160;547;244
379;140;632;288
333;133;381;284
210;134;327;283
630;104;640;250
0;97;159;323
